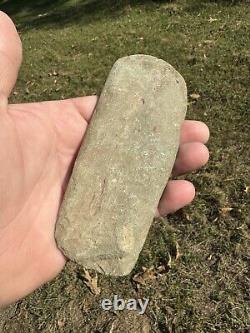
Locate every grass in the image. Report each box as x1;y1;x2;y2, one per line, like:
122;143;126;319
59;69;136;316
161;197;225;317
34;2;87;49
0;0;250;332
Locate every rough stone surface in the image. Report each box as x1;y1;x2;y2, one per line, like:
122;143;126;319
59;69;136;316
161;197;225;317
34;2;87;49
55;55;187;276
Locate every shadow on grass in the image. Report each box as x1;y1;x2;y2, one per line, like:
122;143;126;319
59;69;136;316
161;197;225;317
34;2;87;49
186;0;246;12
0;0;245;30
0;0;170;30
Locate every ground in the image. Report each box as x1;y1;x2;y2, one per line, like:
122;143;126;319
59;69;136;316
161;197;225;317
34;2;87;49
0;0;249;332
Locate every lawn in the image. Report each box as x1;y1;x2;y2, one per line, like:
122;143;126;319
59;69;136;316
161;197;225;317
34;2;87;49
0;0;249;332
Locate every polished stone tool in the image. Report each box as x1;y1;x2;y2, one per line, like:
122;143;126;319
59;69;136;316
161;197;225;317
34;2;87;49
55;55;187;276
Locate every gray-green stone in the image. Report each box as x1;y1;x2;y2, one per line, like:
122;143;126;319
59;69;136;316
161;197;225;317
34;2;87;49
55;55;187;276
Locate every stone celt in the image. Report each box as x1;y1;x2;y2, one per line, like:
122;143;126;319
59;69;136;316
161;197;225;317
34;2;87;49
55;54;187;276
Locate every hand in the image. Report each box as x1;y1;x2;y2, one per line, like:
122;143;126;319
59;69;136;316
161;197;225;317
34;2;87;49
0;12;209;307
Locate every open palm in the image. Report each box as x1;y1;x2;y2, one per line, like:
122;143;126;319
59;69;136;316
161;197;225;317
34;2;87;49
0;12;209;307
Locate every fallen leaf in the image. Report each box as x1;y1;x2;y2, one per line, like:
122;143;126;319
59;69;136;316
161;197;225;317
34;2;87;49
156;265;166;273
166;252;172;268
244;186;250;194
82;269;100;295
190;93;201;100
208;17;218;23
132;266;157;286
220;207;233;216
173;241;181;260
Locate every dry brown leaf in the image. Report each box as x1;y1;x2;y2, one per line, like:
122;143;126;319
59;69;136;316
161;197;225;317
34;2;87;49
208;17;218;23
82;269;100;295
185;212;192;221
220;207;233;216
133;253;174;286
190;93;201;100
166;252;172;268
132;267;157;286
173;241;181;260
156;265;167;273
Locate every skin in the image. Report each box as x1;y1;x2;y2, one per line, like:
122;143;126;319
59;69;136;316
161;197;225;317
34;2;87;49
0;11;209;307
